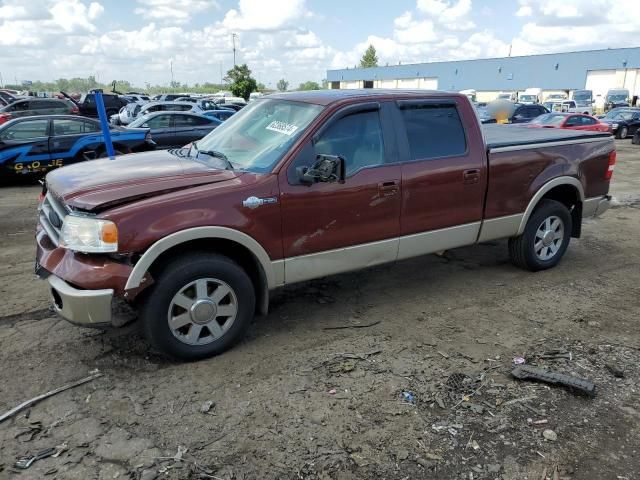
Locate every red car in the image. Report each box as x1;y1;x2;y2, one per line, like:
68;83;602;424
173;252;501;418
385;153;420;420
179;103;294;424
528;112;611;132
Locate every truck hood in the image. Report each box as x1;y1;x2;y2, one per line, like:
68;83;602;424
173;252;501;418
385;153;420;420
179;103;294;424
46;150;242;212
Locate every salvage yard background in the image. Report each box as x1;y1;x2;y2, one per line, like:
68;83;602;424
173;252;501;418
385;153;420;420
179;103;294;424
1;141;639;479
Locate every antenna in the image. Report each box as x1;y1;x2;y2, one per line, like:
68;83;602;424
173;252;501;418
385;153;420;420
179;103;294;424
232;33;238;67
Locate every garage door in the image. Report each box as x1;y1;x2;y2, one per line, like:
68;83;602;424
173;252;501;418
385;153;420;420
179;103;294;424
378;79;396;89
585;70;617;100
397;78;419;89
343;81;361;89
418;77;438;90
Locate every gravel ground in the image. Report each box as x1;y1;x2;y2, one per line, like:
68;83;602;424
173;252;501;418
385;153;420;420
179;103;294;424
1;140;639;480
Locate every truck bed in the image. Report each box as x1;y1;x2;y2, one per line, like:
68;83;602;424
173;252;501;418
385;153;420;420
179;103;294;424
483;124;611;151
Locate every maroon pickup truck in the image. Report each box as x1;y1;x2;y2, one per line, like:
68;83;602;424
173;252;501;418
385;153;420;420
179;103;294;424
36;90;615;359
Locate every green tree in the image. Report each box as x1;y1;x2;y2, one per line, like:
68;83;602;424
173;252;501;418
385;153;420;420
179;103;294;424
360;44;379;68
298;81;320;91
225;64;258;100
276;78;289;92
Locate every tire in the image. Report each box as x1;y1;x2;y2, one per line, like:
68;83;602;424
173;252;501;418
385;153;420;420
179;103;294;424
508;199;572;272
139;253;255;360
633;132;640;145
98;149;124;158
616;126;628;139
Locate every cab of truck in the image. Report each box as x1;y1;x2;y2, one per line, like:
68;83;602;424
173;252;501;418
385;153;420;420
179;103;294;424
519;88;543;104
605;89;630;111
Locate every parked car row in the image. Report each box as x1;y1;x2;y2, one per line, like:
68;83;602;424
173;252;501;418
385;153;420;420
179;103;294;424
0;89;256;179
0;115;154;176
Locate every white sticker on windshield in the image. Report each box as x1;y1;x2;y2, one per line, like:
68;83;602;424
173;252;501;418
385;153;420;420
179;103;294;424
266;120;299;136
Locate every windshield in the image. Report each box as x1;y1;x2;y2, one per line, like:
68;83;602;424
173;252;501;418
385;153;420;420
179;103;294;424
191;99;323;173
530;114;566;126
573;92;591;102
604;110;634;121
497;94;511;99
607;94;628;102
519;95;537;102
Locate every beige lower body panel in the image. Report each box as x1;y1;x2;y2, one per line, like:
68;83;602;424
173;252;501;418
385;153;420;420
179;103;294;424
284;238;398;284
397;222;481;260
477;214;523;242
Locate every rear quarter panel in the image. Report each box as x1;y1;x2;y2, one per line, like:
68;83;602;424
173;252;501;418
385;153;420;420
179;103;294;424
485;138;614;219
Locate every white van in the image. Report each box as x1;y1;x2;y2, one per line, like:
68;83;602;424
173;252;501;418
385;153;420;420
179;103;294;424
519;88;543;104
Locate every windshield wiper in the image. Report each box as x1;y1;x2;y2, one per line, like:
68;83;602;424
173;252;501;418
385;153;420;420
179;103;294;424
191;142;234;171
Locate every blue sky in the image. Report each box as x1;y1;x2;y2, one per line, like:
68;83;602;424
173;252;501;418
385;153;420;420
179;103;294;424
0;0;637;89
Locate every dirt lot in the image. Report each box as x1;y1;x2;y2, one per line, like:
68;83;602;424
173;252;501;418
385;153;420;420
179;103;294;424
1;140;639;480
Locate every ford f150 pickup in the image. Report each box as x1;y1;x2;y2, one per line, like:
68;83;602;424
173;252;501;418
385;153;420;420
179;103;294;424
35;90;615;359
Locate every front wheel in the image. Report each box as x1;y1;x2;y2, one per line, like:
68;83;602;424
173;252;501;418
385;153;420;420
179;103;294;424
616;126;628;139
509;199;572;271
139;253;255;360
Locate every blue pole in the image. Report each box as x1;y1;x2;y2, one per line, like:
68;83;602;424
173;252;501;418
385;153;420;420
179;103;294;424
92;89;115;159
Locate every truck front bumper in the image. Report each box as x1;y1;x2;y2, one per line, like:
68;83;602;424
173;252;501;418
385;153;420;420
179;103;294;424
583;195;611;218
48;275;114;327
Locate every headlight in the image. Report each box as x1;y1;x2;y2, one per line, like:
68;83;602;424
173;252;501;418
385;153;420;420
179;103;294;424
60;215;118;253
611;123;618;128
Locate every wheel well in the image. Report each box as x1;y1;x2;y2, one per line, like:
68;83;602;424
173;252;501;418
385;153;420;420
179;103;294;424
539;184;582;238
145;238;268;315
95;143;129;155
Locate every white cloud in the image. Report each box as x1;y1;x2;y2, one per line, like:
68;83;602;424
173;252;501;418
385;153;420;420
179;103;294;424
221;0;306;31
134;0;218;24
331;0;478;69
0;0;104;47
510;0;638;55
49;0;104;33
0;0;51;20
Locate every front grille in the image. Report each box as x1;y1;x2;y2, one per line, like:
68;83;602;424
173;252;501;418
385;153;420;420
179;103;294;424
39;192;68;245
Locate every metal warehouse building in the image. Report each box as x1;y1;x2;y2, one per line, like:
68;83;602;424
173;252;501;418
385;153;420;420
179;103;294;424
326;47;640;103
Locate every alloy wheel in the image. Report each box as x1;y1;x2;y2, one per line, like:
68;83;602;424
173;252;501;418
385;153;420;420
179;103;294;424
167;278;238;346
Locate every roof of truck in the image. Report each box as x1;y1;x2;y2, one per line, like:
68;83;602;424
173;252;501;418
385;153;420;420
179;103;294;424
267;89;459;106
483;124;611;151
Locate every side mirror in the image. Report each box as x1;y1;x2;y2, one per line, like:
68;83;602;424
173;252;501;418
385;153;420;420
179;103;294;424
297;154;345;185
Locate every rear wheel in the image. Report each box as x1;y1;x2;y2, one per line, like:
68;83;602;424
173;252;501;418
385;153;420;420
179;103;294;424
616;126;628;139
509;199;572;271
139;253;255;360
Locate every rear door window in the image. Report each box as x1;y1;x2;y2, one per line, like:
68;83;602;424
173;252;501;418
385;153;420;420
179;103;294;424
398;103;466;160
174;115;211;126
53;118;100;135
0;119;49;140
565;116;581;127
146;114;173;128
